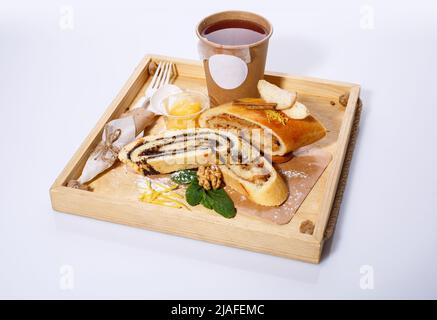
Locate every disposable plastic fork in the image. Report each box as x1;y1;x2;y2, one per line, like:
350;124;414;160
132;61;173;109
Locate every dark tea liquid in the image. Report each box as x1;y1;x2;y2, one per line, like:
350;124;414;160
201;19;267;46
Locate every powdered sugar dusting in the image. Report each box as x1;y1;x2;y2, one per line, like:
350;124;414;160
279;170;308;179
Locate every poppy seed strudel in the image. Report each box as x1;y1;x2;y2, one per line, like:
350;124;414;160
118;128;288;206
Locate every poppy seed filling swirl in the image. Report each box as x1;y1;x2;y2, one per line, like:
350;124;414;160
126;130;271;184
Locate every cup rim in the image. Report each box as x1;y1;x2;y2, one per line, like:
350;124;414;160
196;10;273;50
162;90;210;119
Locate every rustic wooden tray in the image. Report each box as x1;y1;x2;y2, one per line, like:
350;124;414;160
50;54;360;263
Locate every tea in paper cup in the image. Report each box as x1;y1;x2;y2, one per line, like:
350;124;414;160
196;11;273;106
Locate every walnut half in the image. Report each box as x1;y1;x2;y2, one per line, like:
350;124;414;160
197;165;222;190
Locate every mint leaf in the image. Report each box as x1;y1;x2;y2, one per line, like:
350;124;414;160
206;188;236;218
185;179;203;206
200;192;214;209
171;170;197;185
184;176;236;219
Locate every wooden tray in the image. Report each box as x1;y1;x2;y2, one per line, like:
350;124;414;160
50;54;360;263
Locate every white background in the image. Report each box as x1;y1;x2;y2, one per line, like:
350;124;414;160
1;0;436;299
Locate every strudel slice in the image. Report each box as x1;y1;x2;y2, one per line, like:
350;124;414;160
118;128;288;206
199;104;326;156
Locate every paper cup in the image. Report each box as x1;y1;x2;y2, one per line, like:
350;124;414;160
196;11;273;106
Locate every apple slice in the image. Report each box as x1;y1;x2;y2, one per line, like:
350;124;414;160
257;79;297;110
282;102;310;120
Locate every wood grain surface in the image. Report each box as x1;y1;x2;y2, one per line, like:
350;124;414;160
50;55;360;263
